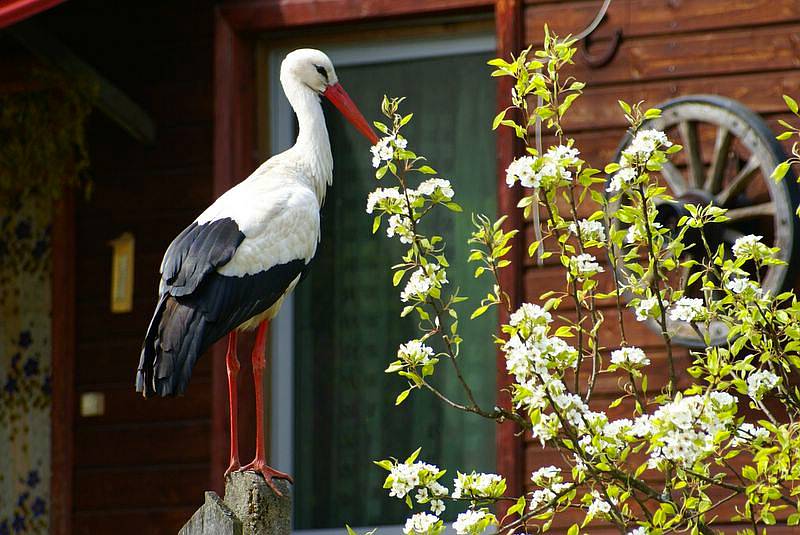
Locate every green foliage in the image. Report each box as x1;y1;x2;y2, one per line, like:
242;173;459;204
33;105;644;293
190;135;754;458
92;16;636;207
353;27;800;535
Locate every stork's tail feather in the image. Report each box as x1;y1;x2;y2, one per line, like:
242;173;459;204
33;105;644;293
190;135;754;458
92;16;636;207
136;295;207;397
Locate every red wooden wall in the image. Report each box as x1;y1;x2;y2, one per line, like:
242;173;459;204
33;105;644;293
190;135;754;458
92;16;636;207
35;2;218;533
520;0;800;532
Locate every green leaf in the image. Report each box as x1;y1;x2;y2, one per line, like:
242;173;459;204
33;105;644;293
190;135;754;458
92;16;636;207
395;388;411;406
471;305;489;319
405;447;422;464
771;161;791;182
418;165;437;174
392;269;405;287
784;94;799;114
618;100;632;114
493;109;508;130
372;460;394;471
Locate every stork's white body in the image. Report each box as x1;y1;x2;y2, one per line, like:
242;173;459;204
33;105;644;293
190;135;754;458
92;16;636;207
137;48;369;398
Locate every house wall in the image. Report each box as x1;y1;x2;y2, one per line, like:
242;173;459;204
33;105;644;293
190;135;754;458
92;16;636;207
520;0;800;531
35;2;218;533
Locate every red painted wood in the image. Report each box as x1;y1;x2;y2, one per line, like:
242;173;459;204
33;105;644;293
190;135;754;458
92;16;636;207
494;0;525;518
51;193;76;535
212;7;260;492
219;0;492;31
211;9;237;494
0;0;65;28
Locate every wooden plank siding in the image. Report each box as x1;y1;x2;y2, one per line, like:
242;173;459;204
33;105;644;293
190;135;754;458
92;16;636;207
521;1;800;531
31;1;217;533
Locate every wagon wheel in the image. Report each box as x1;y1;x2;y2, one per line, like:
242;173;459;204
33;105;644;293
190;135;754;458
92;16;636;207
611;95;800;348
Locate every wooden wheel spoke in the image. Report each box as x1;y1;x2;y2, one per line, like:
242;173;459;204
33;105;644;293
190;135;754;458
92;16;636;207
659;161;687;195
725;202;775;221
704;127;733;193
679;120;704;188
715;156;760;206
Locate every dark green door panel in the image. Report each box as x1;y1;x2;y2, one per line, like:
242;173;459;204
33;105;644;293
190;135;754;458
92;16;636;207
293;51;497;528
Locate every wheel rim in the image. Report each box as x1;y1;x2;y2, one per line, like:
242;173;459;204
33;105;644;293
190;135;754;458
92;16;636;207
611;96;796;348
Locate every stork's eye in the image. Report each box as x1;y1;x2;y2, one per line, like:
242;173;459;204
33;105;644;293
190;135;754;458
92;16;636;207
315;65;329;81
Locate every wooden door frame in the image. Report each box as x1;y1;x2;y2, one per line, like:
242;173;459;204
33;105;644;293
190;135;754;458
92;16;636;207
51;194;76;535
212;0;524;499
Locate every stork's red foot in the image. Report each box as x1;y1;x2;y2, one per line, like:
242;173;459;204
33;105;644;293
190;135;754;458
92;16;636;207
224;458;240;478
238;460;293;496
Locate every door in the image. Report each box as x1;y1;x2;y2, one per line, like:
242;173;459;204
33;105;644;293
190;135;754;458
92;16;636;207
266;33;498;532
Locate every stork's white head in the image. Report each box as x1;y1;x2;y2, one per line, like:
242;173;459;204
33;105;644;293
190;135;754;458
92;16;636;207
280;48;339;94
280;48;378;144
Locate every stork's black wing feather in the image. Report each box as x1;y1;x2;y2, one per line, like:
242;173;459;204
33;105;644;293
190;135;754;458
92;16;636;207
137;216;309;397
161;218;245;296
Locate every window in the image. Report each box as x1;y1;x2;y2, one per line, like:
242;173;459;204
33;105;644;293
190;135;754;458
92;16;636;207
266;33;497;532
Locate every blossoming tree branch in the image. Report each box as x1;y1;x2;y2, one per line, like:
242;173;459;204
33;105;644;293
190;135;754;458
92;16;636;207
350;28;800;535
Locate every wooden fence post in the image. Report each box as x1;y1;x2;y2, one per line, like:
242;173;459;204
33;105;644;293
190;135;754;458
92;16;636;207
179;473;291;535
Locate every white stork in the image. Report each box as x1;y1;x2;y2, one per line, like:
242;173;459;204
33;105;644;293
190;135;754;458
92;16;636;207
136;48;377;492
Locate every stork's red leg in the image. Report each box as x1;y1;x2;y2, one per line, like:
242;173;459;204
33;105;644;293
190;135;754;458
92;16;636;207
224;331;240;477
239;320;293;495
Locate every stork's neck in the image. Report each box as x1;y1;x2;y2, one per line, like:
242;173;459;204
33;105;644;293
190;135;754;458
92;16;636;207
284;78;333;203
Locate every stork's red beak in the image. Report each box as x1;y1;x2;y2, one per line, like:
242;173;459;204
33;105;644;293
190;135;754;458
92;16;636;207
323;83;379;145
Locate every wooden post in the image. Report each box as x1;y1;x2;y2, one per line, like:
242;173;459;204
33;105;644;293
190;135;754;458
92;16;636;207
179;473;291;535
495;0;525;518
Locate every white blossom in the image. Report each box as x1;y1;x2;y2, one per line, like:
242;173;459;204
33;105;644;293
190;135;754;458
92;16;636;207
531;465;561;486
628;527;649;535
731;422;770;447
569;253;604;280
732;234;773;260
610;346;650;369
505;145;580;190
387;214;414;244
645;393;736;469
398;340;435;367
417;178;454;199
403;512;440;535
669;297;704;323
401;264;447;303
505;156;537;188
452;510;492;535
387;459;447;502
452;472;505;499
634;296;660;322
430;499;445;515
587;490;615;518
366;187;406;214
747;369;780;402
625;221;662;244
389;463;421;498
569;219;606;243
727;276;763;299
607;166;638;193
371;135;406;168
509;303;552;333
621;129;672;165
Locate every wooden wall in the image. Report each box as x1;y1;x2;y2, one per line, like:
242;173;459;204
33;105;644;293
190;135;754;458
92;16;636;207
520;0;800;532
37;2;217;533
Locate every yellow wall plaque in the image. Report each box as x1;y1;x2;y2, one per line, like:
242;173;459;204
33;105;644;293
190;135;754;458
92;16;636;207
110;232;135;313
